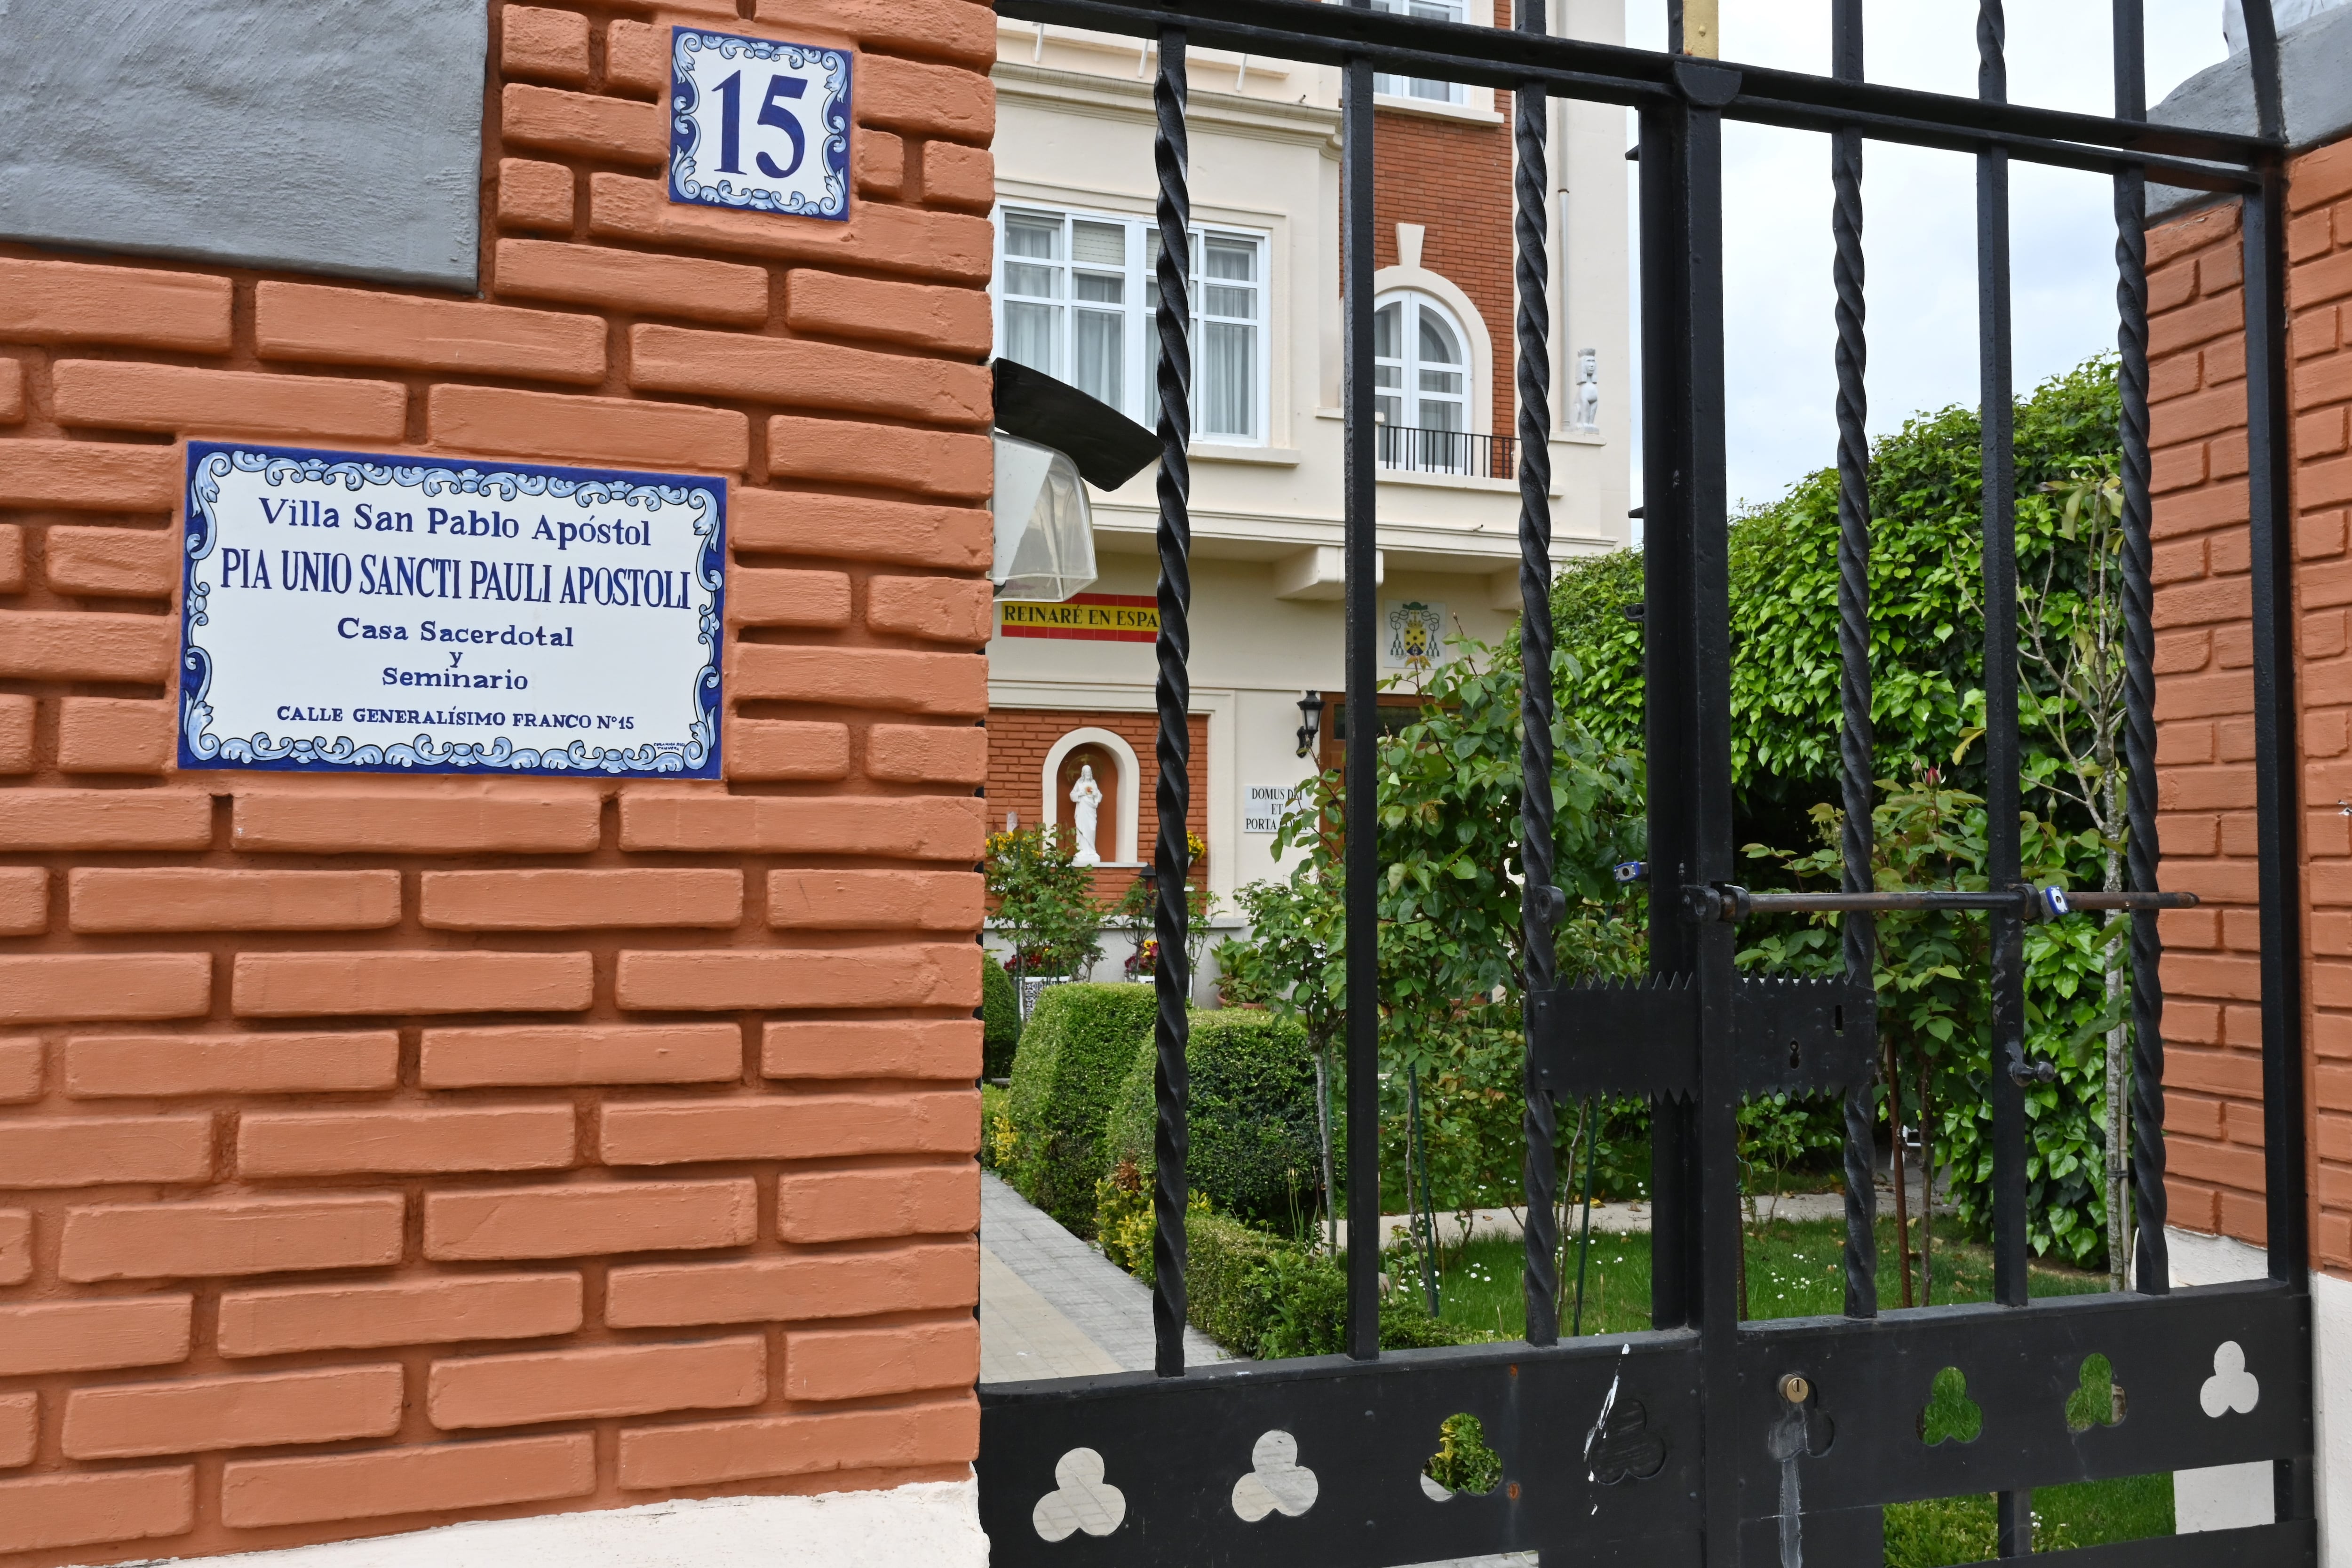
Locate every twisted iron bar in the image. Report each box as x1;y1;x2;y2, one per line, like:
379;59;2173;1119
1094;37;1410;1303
1149;27;1194;1376
1512;38;1561;1344
1980;7;2032;1557
1975;0;2027;1299
2113;0;2168;1294
1830;0;1876;1322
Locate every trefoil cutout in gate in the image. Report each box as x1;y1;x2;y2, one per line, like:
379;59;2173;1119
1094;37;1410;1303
1420;1411;1502;1501
1032;1447;1126;1541
2063;1353;2126;1433
1917;1366;1984;1447
2199;1341;2259;1417
1230;1429;1319;1520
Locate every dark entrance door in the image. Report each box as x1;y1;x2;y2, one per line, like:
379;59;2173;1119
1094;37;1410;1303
977;4;2316;1564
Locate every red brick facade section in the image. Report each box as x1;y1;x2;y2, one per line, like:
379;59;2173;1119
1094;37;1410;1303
2146;137;2352;1280
985;708;1208;902
1372;100;1516;442
0;1;993;1562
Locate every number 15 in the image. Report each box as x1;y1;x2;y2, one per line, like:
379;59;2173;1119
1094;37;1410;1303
711;71;806;180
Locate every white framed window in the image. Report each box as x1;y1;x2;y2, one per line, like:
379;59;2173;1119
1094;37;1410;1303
1370;0;1466;103
1374;291;1468;433
1375;289;1473;472
993;206;1269;445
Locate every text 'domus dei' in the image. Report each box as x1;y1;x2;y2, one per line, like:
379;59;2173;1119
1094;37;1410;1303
178;442;726;777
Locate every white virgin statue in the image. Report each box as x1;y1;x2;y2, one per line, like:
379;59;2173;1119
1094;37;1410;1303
1069;764;1104;867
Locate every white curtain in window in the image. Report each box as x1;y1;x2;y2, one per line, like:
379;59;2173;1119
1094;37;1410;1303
1001;214;1062;378
1198;235;1258;439
997;208;1265;443
1069;221;1127;411
1370;0;1466;102
1373;290;1471;472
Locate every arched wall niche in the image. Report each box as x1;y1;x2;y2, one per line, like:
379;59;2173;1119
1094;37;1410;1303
1041;725;1144;865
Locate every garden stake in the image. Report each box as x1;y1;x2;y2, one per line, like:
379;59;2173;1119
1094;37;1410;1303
1313;1046;1337;1255
1916;1041;1936;1306
1556;1097;1590;1327
1408;1067;1439;1316
1571;1095;1599;1336
1737;1222;1750;1324
1888;1033;1915;1308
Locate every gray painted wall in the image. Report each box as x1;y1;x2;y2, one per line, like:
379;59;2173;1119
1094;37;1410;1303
2225;0;2352;56
2153;2;2352;217
0;0;485;291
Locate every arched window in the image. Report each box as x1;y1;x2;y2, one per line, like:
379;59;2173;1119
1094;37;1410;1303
1375;290;1472;473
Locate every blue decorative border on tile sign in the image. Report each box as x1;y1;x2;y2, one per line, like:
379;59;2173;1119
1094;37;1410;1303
669;27;852;221
178;441;725;778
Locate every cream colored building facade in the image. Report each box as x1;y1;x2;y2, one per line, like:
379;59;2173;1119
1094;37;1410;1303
987;2;1633;949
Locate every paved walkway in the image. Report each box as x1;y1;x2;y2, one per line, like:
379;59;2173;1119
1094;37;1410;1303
1335;1175;1953;1250
979;1173;1226;1381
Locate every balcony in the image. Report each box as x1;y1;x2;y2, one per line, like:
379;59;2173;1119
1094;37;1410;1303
1376;423;1517;480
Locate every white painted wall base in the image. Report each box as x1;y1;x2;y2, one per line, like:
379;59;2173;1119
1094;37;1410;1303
2169;1226;2279;1537
2166;1226;2352;1565
2173;1462;2276;1534
2320;1269;2352;1568
70;1479;988;1568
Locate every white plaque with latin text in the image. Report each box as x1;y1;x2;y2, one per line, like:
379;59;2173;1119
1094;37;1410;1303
178;442;724;777
1244;783;1301;834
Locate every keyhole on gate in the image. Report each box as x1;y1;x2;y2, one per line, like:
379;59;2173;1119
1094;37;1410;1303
1788;1039;1802;1070
1918;1367;1984;1447
2064;1353;2126;1433
1833;1003;1845;1034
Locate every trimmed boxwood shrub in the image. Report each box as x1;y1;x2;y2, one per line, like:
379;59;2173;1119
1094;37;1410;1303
1005;982;1158;1234
1184;1208;1478;1358
981;951;1021;1079
979;1082;1012;1173
1104;1010;1322;1229
1185;1207;1285;1353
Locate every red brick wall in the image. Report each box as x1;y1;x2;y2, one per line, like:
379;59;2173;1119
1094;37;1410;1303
1372;98;1517;442
985;708;1208;902
2291;140;2352;1277
2147;138;2352;1280
0;0;998;1560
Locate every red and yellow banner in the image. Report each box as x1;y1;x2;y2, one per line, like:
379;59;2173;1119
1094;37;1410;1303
999;593;1160;643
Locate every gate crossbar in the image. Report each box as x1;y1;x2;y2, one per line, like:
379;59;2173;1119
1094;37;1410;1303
996;0;2269;186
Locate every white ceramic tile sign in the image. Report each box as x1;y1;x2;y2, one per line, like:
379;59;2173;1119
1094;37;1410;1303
178;442;725;777
1382;599;1448;670
668;27;852;220
1244;783;1302;834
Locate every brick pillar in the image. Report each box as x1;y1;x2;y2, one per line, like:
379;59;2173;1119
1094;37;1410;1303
0;2;997;1564
2148;142;2352;1276
2148;134;2352;1560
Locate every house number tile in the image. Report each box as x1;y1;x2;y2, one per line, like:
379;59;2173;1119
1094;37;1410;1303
668;26;852;221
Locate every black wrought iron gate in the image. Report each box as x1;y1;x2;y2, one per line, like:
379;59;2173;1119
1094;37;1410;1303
976;3;2317;1563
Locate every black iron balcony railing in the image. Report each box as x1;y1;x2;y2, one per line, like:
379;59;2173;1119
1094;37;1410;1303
1375;422;1516;479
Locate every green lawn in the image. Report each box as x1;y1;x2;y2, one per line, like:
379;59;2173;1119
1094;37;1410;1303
1415;1217;2173;1563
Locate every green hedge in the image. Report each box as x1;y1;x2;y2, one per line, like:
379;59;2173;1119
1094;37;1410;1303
1104;1010;1322;1229
979;1082;1011;1174
982;952;1022;1079
1005;982;1158;1234
1184;1208;1477;1358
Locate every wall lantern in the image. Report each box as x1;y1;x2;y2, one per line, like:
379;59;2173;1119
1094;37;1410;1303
990;359;1160;604
1295;690;1325;759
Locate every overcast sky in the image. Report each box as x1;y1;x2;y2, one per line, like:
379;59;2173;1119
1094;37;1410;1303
1619;1;2235;515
